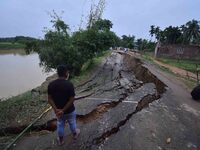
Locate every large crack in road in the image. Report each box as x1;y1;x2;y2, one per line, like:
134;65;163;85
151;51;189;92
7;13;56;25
7;52;167;150
21;51;165;149
64;52;166;150
10;51;200;150
93;94;160;145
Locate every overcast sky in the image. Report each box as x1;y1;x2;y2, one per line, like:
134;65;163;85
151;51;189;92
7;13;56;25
0;0;200;39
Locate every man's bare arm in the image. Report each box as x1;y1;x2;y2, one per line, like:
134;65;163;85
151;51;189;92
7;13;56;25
62;97;75;112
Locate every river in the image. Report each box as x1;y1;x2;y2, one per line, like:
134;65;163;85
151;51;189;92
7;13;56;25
0;49;54;100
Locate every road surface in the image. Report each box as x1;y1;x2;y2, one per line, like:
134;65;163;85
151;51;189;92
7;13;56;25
12;51;200;150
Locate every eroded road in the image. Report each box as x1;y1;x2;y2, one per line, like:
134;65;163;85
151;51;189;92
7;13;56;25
13;52;200;150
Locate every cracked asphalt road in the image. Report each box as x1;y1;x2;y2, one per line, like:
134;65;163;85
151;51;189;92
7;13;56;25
12;52;200;150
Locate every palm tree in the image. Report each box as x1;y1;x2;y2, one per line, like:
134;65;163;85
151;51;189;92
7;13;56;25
149;25;155;38
163;26;181;44
182;19;200;44
155;26;161;41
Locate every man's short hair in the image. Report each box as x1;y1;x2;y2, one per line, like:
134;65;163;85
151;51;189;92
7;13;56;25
57;65;68;77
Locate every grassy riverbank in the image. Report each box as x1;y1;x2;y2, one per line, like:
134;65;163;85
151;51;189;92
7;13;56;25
0;42;25;50
0;50;111;130
72;50;111;85
0;92;47;129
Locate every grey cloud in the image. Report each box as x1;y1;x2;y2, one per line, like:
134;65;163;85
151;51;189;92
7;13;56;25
0;0;199;39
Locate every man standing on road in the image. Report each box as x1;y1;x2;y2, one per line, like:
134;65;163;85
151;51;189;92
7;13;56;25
48;65;80;145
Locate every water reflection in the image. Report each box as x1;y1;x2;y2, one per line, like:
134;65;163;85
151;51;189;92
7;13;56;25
0;49;54;100
0;49;26;56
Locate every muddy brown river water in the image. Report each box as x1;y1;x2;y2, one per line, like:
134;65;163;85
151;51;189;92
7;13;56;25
0;49;54;100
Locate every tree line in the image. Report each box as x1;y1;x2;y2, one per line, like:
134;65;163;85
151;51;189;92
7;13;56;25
25;10;200;75
26;13;157;75
0;36;37;45
149;19;200;44
120;35;156;51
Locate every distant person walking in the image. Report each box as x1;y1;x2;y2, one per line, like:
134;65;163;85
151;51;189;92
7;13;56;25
48;65;80;145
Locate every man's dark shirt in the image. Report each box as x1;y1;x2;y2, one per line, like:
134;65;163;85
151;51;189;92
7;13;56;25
48;79;75;114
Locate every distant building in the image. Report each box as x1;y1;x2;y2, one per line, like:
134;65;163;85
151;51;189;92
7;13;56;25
155;43;200;61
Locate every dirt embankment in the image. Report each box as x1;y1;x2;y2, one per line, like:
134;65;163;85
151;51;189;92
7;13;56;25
123;53;166;94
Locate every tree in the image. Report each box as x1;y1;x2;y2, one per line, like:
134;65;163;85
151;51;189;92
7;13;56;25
149;25;162;41
72;19;119;61
162;26;182;44
182;19;200;44
121;35;135;49
25;39;40;53
154;26;161;41
26;9;120;75
91;19;113;31
72;29;98;63
135;38;142;50
26;13;83;74
149;25;155;39
42;30;83;74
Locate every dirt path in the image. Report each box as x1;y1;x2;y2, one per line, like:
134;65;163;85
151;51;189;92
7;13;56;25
10;51;200;150
153;59;197;80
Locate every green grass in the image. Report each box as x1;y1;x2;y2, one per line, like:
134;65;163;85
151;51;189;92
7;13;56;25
158;58;200;73
141;52;200;74
0;42;25;50
140;53;199;90
0;92;32;128
141;53;154;63
72;50;111;85
0;90;48;129
0;92;32;113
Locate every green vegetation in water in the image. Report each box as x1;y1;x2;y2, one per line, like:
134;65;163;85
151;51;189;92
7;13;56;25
0;42;25;50
158;58;200;73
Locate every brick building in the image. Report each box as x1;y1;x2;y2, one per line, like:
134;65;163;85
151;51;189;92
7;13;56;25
155;43;200;61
